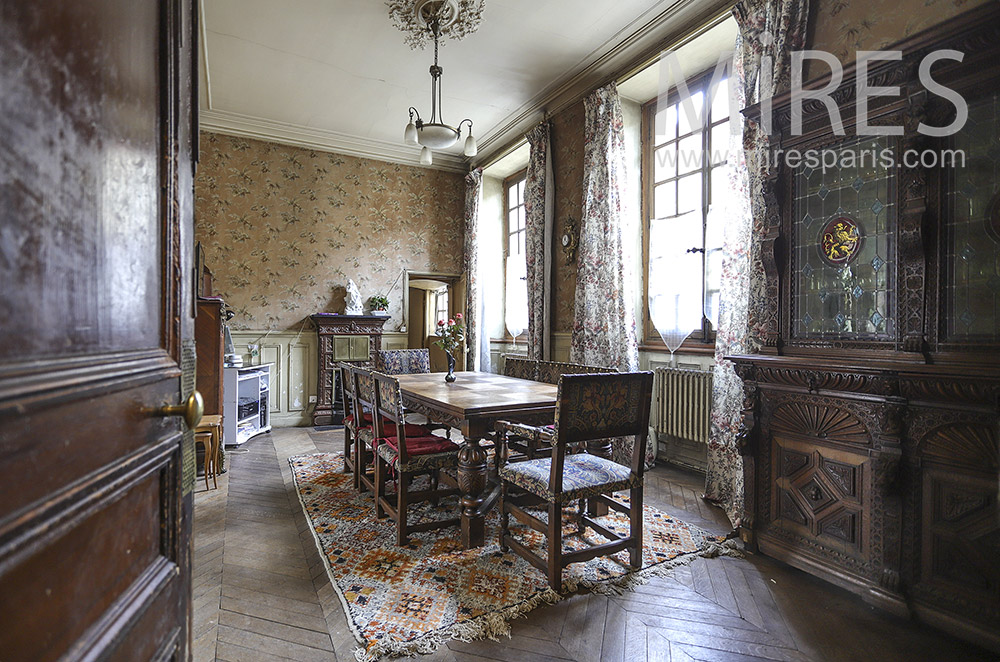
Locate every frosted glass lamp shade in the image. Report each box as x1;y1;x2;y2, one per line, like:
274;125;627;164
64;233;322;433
419;146;433;165
404;121;418;145
417;123;459;149
464;133;478;157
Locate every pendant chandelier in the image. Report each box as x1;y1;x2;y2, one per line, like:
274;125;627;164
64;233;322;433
389;0;484;166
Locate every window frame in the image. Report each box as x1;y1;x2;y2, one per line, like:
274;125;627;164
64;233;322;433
640;68;731;351
495;168;529;343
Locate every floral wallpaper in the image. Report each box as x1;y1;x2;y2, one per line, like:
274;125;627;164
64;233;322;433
194;132;465;331
551;101;586;333
808;0;987;74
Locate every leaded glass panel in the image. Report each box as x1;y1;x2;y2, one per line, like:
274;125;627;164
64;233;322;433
946;93;1000;341
792;136;896;338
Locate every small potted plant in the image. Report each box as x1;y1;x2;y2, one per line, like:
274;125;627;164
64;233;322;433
368;294;390;316
434;313;465;382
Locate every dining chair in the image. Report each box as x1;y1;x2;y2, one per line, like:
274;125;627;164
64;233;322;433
372;348;449;434
372;348;431;375
339;362;362;484
495;360;618;468
499;371;654;592
371;370;461;545
353;366;433;494
501;354;538;381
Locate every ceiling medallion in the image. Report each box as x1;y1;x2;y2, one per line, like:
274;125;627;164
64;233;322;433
387;0;485;50
819;216;863;266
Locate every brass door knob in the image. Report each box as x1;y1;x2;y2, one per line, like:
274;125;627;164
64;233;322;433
158;391;204;429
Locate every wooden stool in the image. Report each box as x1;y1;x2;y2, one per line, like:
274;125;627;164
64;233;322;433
195;414;223;490
194;432;217;490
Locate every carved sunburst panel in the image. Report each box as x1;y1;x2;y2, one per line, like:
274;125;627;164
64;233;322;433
920;423;998;471
771;402;871;445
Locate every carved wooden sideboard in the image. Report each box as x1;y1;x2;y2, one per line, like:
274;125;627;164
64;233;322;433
311;314;387;425
732;6;1000;651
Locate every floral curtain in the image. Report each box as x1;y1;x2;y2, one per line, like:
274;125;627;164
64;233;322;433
463;167;490;372
571;83;645;467
524;121;554;361
705;0;809;526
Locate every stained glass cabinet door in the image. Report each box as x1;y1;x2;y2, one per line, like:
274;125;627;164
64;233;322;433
791;136;897;340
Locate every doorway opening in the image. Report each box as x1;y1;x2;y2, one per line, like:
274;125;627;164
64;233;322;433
404;271;464;372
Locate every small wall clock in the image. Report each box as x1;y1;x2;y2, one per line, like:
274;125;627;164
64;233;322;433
561;216;578;264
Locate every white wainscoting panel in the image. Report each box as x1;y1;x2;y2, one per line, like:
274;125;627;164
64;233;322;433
230;330;317;428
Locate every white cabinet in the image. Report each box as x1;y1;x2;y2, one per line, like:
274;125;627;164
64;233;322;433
223;364;272;446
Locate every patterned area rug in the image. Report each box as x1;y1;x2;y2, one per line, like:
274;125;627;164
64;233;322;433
289;452;733;662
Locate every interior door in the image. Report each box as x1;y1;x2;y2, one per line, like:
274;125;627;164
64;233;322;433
0;1;197;660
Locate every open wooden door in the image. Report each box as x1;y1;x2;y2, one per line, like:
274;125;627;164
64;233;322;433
0;1;197;660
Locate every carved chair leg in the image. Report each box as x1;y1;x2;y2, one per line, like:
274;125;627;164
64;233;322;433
374;453;386;519
576;498;586;534
353;436;363;492
629;486;643;570
547;501;562;592
397;473;410;546
429;470;440;506
343;426;353;473
499;482;510;552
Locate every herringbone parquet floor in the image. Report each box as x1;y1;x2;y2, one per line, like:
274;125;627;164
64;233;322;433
191;427;991;662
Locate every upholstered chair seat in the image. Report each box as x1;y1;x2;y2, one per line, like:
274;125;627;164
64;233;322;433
499;371;654;592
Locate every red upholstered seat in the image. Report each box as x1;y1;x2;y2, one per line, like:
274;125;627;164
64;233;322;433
382;434;456;456
344;412;386;426
346;413;426;435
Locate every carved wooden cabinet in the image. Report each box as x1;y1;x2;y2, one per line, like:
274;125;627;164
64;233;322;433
311;314;388;425
732;7;1000;651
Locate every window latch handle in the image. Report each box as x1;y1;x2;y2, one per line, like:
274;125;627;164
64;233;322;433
685;247;705;254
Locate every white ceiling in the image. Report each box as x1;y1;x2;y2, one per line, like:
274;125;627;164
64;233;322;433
199;0;733;171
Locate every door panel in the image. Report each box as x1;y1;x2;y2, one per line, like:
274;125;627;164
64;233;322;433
0;0;195;660
0;0;163;361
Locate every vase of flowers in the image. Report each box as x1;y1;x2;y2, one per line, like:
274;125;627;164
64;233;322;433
434;313;465;383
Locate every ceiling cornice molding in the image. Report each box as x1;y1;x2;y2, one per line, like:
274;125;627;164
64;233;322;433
199;109;470;173
471;0;733;166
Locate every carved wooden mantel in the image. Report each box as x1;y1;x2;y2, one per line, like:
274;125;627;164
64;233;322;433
311;314;388;425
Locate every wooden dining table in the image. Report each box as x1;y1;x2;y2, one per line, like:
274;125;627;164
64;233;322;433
394;371;558;549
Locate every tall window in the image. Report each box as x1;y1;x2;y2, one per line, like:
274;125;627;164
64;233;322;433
434;288;449;326
504;170;528;339
643;71;732;346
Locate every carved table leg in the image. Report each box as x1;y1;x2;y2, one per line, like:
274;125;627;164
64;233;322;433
457;435;489;548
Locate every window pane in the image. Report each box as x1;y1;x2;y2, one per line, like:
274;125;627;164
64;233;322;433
677;133;703;175
517;179;524;204
710;122;730;165
508;184;518;210
677;90;704;136
653;182;676;220
710;77;730;123
508;233;517;256
653;145;676;182
654;103;677;144
508;208;518;235
518;229;525;256
677;173;702;215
